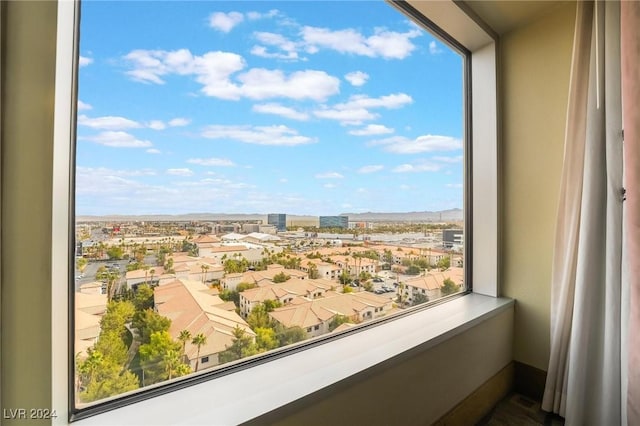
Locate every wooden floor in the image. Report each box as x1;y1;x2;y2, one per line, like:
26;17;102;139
477;393;565;426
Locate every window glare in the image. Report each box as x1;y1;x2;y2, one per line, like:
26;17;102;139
73;0;464;411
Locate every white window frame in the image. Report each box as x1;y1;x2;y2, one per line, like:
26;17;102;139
51;0;500;424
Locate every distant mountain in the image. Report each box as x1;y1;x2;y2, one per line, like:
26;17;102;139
77;209;463;223
340;209;463;222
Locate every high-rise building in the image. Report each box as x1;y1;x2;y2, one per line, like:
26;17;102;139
442;229;464;248
267;213;287;232
319;215;349;229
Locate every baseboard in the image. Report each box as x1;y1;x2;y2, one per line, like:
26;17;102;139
434;362;514;425
513;361;547;402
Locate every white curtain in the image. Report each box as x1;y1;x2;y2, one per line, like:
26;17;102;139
542;1;626;425
621;2;640;424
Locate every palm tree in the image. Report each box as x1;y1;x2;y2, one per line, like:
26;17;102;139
178;330;191;355
201;264;209;283
164;349;182;380
192;333;207;371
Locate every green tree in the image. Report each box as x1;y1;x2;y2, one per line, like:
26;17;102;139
77;352;139;403
276;326;307;347
163;349;191;380
254;327;279;352
338;270;352;286
247;304;274;330
132;284;154;312
307;263;320;279
412;293;429;306
139;331;182;385
437;256;451;271
406;265;421;275
328;314;352;332
96;266;121;301
191;333;208;371
106;246;124;260
100;300;135;340
440;278;460;296
178;329;191;355
272;271;290;283
76;257;88;272
219;326;256;364
133;309;171;345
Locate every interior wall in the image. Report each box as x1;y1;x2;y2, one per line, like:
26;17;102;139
250;309;513;425
500;2;576;371
0;0;57;420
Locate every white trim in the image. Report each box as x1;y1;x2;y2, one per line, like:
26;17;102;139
74;294;512;425
52;1;76;423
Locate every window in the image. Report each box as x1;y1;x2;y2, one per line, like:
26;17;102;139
50;0;500;422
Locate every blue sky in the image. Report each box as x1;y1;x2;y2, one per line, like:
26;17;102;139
76;1;464;216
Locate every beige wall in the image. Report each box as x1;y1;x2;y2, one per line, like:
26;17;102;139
1;1;57;421
500;2;575;371
250;309;513;425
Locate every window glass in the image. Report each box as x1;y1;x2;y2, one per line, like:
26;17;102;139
74;0;464;410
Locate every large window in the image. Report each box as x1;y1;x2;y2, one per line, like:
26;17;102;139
64;0;487;421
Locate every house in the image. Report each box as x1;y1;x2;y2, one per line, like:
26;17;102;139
238;277;334;317
154;279;255;371
268;291;393;338
401;267;465;304
4;1;637;425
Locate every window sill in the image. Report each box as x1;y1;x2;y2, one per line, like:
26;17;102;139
73;293;513;425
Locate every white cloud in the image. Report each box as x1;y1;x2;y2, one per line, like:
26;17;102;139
279;178;288;183
301;26;421;59
313;93;412;125
79;56;93;67
357;165;384;174
251;32;299;60
78;115;142;130
233;68;339;101
315;172;344;179
146;148;161;154
82;131;153;148
445;183;463;188
124;49;339;101
349;124;394;136
252;103;309;121
429;40;443;55
166;168;194;176
247;10;279;20
345;71;369;86
340;93;413;110
168;117;191;127
370;134;462;154
187;157;236;167
77;100;92;111
209;11;244;33
148;120;166;130
433;155;463;163
201;125;315;146
312;107;378;125
323;183;337;189
392;162;441;173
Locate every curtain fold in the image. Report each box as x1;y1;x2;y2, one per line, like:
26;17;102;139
543;1;624;424
621;2;640;424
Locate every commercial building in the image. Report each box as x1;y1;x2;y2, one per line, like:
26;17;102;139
267;213;287;232
319;215;348;229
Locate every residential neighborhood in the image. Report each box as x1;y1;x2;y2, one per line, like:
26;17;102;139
74;218;464;405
